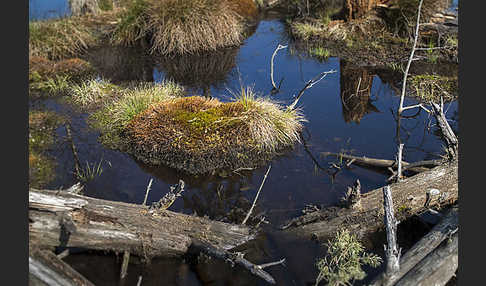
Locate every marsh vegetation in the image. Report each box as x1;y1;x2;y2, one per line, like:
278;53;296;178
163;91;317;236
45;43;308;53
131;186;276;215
28;0;458;285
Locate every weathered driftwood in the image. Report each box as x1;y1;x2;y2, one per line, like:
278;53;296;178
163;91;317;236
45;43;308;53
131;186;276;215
370;206;458;286
29;247;95;286
281;160;458;241
431;101;458;158
383;186;401;277
320;152;435;174
29;188;254;259
394;231;458;286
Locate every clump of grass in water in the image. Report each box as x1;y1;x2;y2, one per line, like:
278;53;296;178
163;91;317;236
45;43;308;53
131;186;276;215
29;17;97;60
90;80;185;147
75;159;110;182
315;229;382;286
124;87;305;174
291;22;324;41
112;0;246;54
68;78;124;106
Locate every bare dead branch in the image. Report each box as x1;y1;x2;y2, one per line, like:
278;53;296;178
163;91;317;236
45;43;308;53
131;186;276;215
242;165;272;225
398;0;424;115
287;70;337;111
143;178;153;206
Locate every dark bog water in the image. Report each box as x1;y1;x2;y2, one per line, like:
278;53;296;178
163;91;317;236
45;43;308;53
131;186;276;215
29;4;458;286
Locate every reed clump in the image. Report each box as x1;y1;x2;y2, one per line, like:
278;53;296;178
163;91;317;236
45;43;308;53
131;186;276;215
29;17;98;60
112;0;250;55
29;56;95;95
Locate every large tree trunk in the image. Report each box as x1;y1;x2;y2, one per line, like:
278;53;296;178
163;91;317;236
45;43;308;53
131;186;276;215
29;188;254;259
281;160;458;241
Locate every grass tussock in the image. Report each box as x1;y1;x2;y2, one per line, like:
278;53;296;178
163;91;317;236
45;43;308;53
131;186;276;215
89;80;185;147
408;74;458;102
29;56;95;95
124;87;305;174
29;110;66;188
112;0;246;55
29;17;98;60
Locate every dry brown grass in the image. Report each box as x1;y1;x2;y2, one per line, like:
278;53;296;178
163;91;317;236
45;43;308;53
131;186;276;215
29;17;98;60
147;0;244;54
112;0;247;55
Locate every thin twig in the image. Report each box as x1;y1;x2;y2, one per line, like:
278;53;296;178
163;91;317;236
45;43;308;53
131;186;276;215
242;165;272;225
398;0;423;115
136;276;142;286
143;178;153;206
257;258;286;269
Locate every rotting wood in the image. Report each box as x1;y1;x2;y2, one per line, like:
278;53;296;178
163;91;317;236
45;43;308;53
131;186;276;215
29;246;95;286
320;152;435;174
370;206;458;286
394;231;458;286
281;160;457;241
29;187;255;259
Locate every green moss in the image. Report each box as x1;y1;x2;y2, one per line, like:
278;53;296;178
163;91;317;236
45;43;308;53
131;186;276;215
98;0;114;11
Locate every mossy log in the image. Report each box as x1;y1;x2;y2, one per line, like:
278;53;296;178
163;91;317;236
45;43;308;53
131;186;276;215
29;188;255;259
281;160;458;241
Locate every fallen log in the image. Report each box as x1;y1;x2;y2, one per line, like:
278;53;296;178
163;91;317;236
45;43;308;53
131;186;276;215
29;246;95;286
29;188;255;259
370;206;458;286
320;152;435;174
394;232;458;286
281;160;458;241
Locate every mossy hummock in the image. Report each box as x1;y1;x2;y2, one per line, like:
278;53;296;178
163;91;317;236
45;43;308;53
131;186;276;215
123;94;304;175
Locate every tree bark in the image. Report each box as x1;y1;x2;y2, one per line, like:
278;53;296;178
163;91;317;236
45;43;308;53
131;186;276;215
281;160;457;241
29;188;254;259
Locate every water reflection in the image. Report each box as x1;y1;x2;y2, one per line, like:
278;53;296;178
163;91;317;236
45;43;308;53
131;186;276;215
154;48;240;96
83;45;155;83
339;60;380;124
